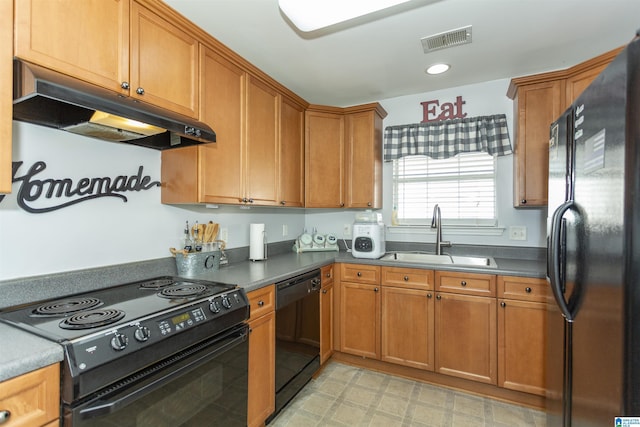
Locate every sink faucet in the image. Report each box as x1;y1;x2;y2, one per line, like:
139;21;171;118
431;204;451;255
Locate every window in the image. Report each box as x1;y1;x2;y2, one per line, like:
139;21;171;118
392;152;496;226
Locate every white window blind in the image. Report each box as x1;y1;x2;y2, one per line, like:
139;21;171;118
392;153;497;226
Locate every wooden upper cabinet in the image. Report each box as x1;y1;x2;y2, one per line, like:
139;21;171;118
510;79;563;207
14;0;130;94
196;46;245;204
130;1;199;118
305;109;345;208
279;97;305;207
245;76;279;206
1;0;12;194
508;46;623;208
14;0;199;118
305;103;387;208
344;106;385;209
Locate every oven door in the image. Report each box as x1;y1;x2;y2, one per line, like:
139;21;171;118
64;323;248;427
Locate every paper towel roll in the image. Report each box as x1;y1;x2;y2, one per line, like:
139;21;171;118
249;223;266;260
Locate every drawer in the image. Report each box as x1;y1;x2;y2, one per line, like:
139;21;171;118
340;263;380;285
498;276;548;302
247;284;275;319
436;271;496;297
0;364;59;427
321;264;334;287
381;266;434;290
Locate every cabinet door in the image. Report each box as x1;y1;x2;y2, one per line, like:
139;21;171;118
498;299;546;396
320;282;334;364
245;77;278;205
0;364;60;427
130;1;199;118
381;286;434;370
565;63;610;108
1;0;12;194
339;282;380;359
198;47;245;204
278;97;305;207
248;311;275;427
14;0;129;94
513;80;563;207
435;292;497;384
345;110;382;208
305;111;344;208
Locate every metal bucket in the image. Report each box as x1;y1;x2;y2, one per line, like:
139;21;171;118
175;250;221;277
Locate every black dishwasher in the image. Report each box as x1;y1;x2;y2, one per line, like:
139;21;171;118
268;269;321;421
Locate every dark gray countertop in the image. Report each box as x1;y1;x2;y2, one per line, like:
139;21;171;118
0;248;545;382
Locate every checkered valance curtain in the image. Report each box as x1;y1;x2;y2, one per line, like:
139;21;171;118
383;114;512;161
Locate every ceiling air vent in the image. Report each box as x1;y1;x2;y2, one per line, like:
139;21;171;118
421;25;472;53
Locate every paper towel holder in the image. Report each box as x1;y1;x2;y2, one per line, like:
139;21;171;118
250;223;268;261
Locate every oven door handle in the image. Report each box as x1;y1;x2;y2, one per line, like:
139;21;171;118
79;326;248;420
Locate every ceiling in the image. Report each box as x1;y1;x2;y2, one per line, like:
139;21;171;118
165;0;640;107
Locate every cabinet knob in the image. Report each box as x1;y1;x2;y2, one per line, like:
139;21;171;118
136;87;145;95
248;198;254;203
403;276;409;281
460;281;467;286
280;201;286;205
501;301;506;308
357;272;362;277
367;202;372;207
436;294;442;300
340;203;345;207
0;410;10;424
374;287;379;292
322;289;328;294
427;293;432;299
121;81;130;89
258;300;264;307
525;287;532;293
326;272;331;278
521;199;527;204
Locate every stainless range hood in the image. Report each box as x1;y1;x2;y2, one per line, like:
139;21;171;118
12;60;216;150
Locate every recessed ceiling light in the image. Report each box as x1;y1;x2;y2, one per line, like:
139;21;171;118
278;0;411;32
425;63;450;75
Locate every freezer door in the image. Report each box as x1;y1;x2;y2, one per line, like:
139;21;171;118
567;47;626;426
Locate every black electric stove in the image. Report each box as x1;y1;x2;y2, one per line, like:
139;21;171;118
0;276;250;407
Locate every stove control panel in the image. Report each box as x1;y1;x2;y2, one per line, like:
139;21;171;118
68;290;248;373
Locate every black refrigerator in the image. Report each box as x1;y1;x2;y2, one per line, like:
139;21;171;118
546;32;640;426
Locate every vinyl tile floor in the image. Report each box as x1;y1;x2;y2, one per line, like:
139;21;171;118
268;362;547;427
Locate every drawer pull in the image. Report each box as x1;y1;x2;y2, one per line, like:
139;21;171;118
460;281;467;286
357;272;362;277
525;287;532;293
326;272;331;278
0;410;10;424
258;300;264;307
403;276;409;281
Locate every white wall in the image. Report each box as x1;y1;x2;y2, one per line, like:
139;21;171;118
306;78;547;248
0;122;304;281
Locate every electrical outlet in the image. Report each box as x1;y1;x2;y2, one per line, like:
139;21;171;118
509;226;527;241
220;227;228;242
343;224;352;238
282;224;288;237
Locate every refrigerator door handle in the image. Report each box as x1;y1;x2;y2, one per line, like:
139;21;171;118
549;200;575;321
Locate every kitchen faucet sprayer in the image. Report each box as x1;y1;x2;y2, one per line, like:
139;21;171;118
431;204;451;255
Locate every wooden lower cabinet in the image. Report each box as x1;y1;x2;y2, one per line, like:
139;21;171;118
497;275;548;396
339;281;380;359
320;264;335;364
381;286;435;370
247;285;275;427
0;363;60;427
434;292;497;384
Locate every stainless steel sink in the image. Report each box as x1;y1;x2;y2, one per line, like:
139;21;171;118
380;252;497;268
